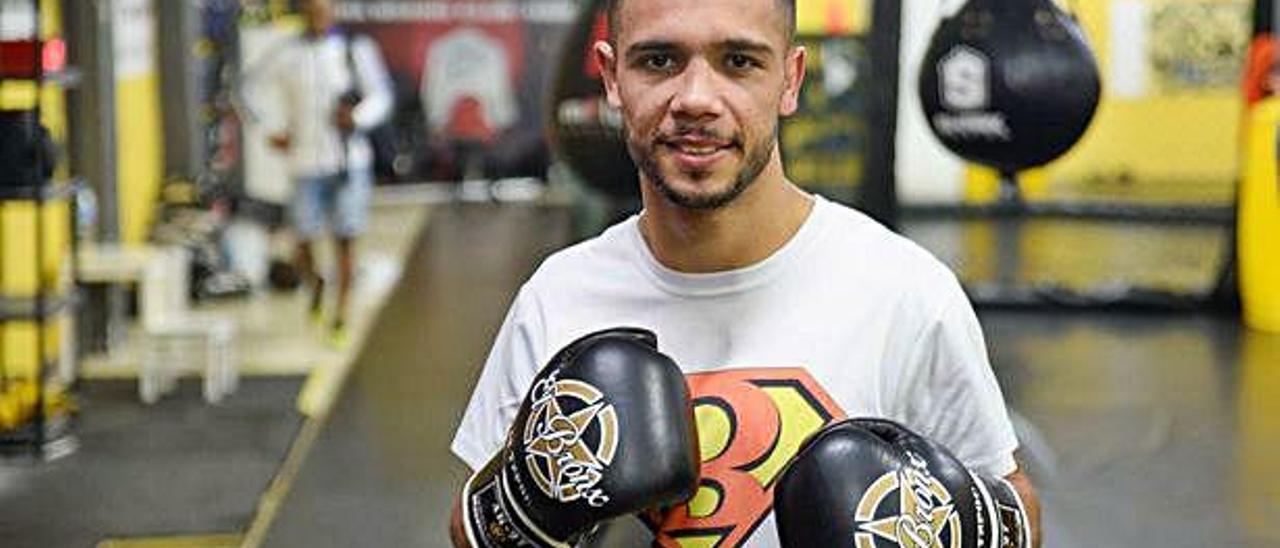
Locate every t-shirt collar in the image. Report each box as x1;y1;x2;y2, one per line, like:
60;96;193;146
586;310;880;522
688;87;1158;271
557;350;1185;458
629;195;829;297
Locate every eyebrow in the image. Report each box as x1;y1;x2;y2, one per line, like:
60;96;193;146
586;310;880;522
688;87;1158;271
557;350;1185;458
722;39;775;56
624;38;777;62
625;40;678;63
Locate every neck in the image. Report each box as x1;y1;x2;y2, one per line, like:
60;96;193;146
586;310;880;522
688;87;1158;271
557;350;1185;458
307;24;334;38
638;157;814;273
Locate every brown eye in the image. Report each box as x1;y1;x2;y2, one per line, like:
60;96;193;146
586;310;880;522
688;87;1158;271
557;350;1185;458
726;53;758;71
645;54;675;71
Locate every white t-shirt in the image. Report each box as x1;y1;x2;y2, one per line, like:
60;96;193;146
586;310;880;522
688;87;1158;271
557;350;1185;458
452;195;1019;548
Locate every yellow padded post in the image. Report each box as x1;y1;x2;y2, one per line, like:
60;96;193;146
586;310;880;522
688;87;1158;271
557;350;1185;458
1239;98;1280;332
2;321;60;380
795;0;871;35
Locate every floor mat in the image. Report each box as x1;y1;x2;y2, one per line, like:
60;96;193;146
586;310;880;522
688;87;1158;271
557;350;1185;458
0;377;304;548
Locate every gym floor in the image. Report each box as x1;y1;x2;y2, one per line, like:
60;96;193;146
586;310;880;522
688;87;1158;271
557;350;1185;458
263;202;1280;547
3;200;1277;547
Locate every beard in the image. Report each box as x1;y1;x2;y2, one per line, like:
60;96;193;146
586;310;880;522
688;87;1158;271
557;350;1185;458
627;122;776;211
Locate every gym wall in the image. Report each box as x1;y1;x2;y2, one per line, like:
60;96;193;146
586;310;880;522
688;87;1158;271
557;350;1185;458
796;0;872;34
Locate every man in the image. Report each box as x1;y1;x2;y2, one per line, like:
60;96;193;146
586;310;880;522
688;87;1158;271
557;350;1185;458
245;0;392;342
450;0;1041;545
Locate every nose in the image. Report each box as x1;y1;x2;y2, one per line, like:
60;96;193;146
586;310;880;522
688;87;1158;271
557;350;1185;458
669;59;723;121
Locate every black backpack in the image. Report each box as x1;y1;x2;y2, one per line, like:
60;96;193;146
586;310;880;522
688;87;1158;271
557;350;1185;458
342;32;399;182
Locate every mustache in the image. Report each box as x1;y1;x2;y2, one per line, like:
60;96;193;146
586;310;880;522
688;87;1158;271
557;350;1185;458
654;126;739;146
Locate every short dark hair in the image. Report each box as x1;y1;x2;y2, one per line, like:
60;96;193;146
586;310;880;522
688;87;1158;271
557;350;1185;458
606;0;797;44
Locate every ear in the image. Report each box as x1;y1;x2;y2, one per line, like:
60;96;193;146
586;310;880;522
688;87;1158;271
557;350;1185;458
779;45;806;116
595;40;622;109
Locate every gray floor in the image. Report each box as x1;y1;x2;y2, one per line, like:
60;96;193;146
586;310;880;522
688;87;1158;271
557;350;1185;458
259;201;1280;547
0;377;305;548
985;312;1280;547
263;203;576;547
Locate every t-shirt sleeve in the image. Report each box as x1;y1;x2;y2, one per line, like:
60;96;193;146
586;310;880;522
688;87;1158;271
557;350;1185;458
885;277;1019;478
450;287;545;471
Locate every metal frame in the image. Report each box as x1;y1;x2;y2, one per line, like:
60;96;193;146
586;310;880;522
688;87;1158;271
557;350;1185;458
0;0;83;460
861;0;902;230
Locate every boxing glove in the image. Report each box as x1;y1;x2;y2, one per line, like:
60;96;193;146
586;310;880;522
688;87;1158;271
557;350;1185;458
775;418;1029;548
461;327;700;547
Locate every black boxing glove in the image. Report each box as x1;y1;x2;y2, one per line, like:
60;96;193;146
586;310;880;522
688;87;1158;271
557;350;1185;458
461;327;700;547
775;418;1029;548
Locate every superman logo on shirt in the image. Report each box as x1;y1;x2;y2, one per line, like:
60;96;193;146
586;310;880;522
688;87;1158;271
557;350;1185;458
647;367;846;547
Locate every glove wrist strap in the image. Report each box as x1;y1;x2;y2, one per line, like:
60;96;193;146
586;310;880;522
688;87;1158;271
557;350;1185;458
974;474;1030;548
462;456;573;548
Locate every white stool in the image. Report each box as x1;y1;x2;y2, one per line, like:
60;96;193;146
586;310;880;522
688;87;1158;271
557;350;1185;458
138;247;240;404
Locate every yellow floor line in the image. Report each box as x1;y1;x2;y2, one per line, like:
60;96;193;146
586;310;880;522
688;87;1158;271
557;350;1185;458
240;415;326;548
96;534;242;548
95;203;430;548
243;206;433;545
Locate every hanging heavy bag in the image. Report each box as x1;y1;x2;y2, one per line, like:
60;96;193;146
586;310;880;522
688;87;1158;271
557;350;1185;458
547;0;640;201
918;0;1101;173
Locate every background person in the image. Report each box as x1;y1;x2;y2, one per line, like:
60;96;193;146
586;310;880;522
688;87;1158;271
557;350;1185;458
243;0;392;342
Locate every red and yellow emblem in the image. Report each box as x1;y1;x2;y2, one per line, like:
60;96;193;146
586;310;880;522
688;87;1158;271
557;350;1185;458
651;368;846;547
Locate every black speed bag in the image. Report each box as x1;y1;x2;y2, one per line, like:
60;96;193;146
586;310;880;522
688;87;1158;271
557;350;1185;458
919;0;1101;172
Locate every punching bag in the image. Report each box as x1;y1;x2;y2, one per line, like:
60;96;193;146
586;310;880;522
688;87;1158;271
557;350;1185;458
547;0;640;201
918;0;1101;173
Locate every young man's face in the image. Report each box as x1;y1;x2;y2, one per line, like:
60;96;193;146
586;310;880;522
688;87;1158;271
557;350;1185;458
302;0;336;34
597;0;805;210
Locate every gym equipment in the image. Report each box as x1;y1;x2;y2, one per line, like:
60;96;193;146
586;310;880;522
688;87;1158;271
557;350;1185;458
903;0;1245;311
1239;98;1280;331
0;12;80;459
138;247;240;404
547;0;639;203
775;418;1029;548
461;328;698;547
918;0;1100;174
0;110;57;187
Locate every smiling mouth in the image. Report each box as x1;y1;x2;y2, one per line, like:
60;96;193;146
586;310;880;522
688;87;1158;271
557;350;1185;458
665;143;730;156
660;134;738;156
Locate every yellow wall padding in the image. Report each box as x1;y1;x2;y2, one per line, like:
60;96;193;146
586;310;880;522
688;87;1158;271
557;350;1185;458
0;200;70;296
1239;98;1280;332
963;166;1050;203
2;321;60;380
0;81;38;110
0;0;72;383
2;202;39;297
115;72;165;244
796;0;870;35
0;199;70;380
40;0;62;37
